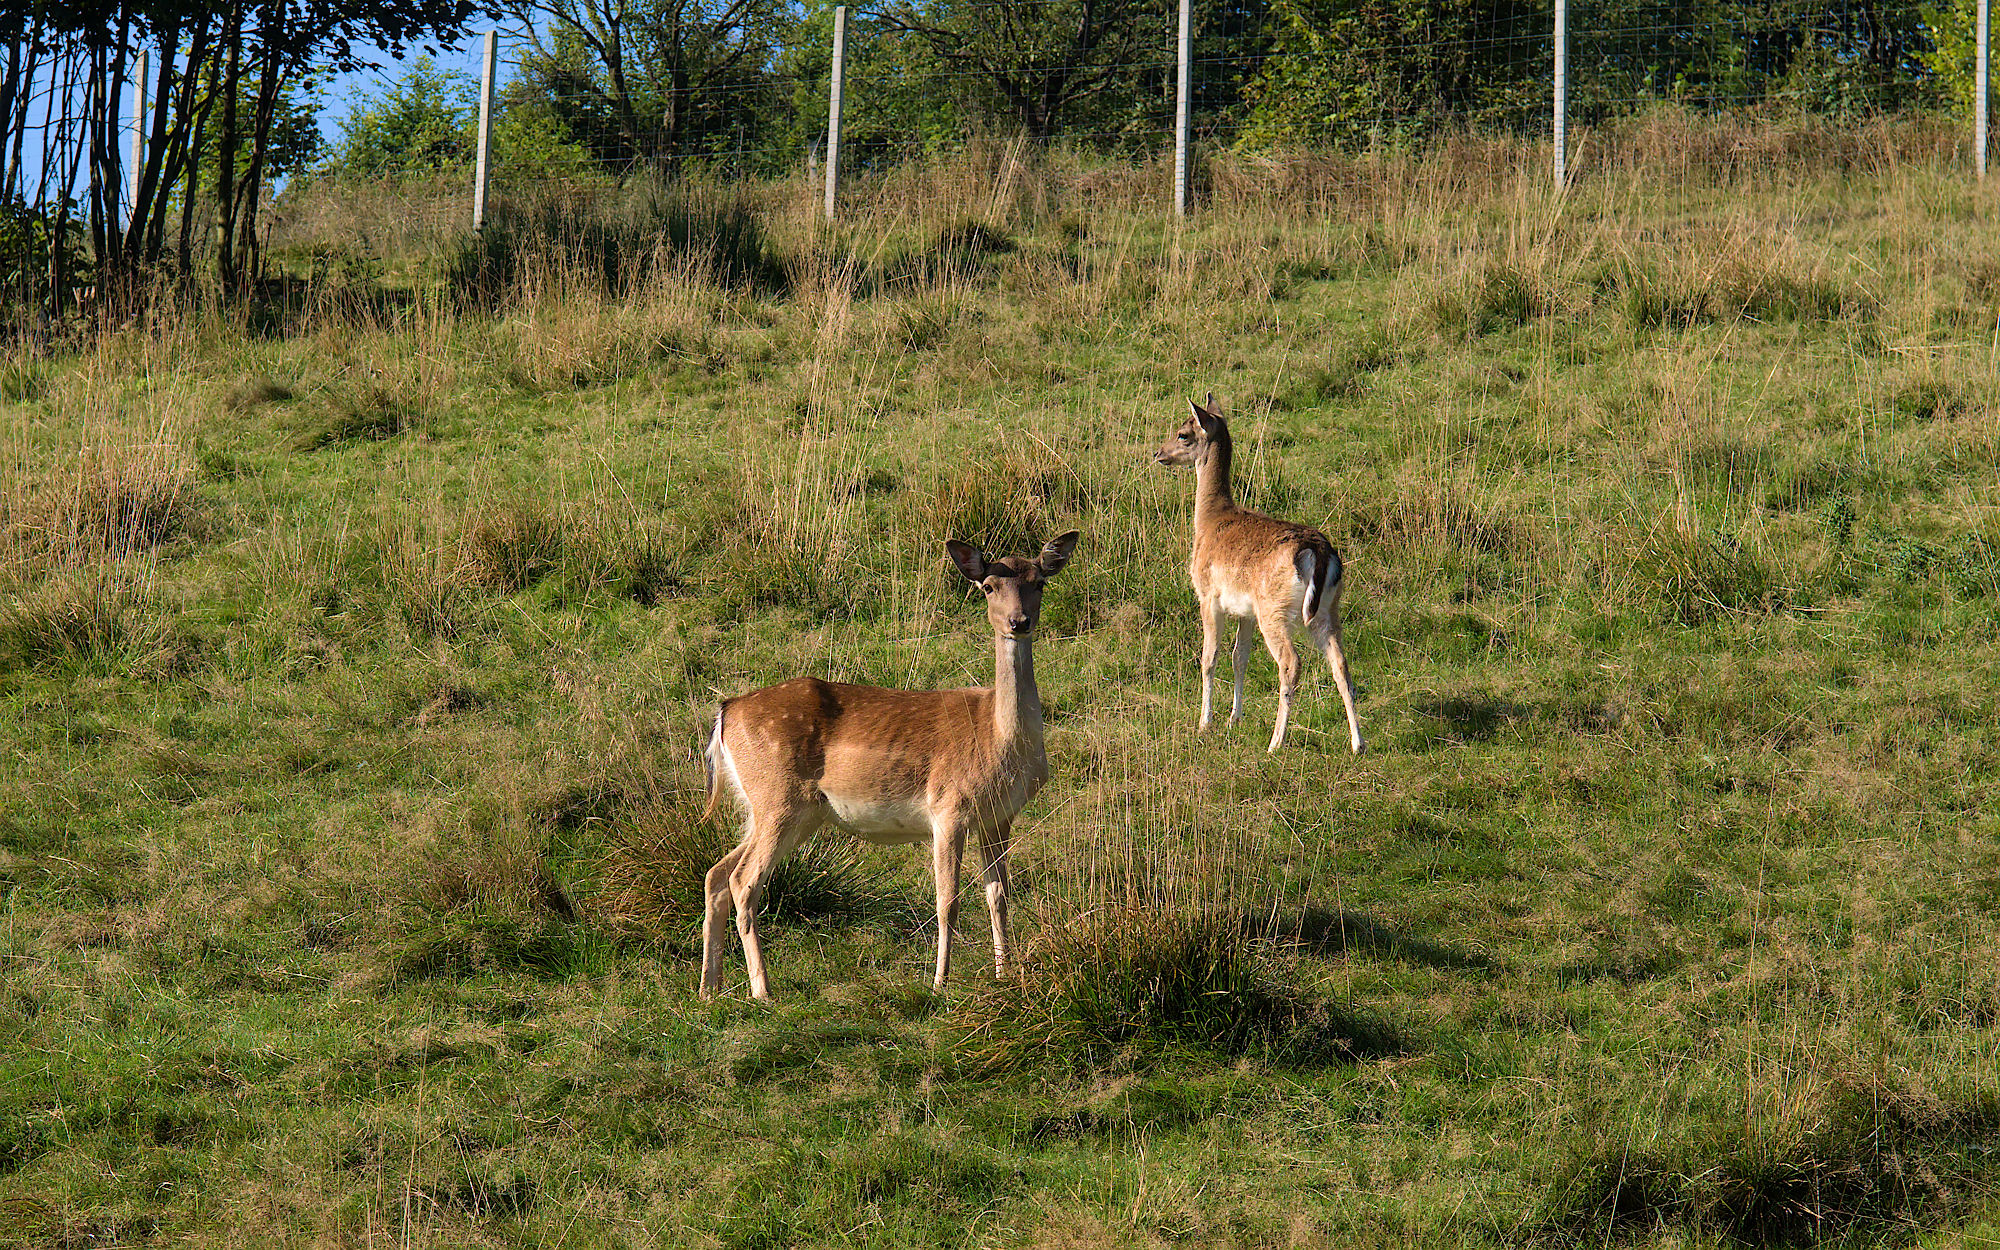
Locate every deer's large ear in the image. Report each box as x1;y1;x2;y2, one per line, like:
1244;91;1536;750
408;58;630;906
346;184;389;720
946;540;988;584
1191;393;1221;433
1037;531;1081;577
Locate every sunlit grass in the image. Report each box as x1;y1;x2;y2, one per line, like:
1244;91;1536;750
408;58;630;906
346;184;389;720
4;126;2000;1244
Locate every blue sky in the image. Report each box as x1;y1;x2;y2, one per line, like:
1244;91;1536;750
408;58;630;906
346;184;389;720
312;29;503;147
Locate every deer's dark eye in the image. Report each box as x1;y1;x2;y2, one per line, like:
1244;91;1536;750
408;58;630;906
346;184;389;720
980;584;994;594
1178;433;1192;443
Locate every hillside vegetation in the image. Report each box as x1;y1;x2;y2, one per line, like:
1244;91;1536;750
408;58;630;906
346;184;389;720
4;121;2000;1247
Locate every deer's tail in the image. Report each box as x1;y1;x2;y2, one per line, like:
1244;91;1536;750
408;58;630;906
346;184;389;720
1297;542;1342;626
700;703;727;823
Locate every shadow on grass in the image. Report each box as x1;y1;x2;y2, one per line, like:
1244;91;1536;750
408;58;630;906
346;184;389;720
1286;906;1502;974
1409;695;1528;746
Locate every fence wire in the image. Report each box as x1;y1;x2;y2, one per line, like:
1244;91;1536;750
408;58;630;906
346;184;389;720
296;0;1983;202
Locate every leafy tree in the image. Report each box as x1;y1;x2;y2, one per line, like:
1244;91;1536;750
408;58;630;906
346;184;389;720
768;1;966;171
1917;0;1979;111
1239;0;1543;148
327;56;475;176
503;0;791;174
875;0;1176;142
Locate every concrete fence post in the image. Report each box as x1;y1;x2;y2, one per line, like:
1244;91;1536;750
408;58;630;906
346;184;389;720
474;30;497;230
826;6;848;222
1553;0;1568;184
1979;0;1990;178
1174;0;1192;216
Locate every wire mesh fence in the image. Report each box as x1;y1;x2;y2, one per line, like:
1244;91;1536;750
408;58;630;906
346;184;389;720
295;0;1989;223
4;0;1994;329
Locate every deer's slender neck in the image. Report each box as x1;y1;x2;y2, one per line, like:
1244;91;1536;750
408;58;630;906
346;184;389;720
991;634;1042;752
1194;424;1238;529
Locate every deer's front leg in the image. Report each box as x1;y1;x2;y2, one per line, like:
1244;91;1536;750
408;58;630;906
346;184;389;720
1229;617;1254;725
976;822;1012;976
931;819;966;989
1197;598;1221;731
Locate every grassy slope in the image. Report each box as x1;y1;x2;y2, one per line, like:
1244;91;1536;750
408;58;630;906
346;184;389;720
4;140;2000;1246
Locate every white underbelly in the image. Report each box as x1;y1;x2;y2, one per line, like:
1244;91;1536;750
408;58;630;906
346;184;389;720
825;793;932;845
1213;585;1263;620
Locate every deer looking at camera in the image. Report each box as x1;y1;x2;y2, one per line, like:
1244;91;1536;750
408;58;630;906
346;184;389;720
698;531;1081;999
1155;394;1363;754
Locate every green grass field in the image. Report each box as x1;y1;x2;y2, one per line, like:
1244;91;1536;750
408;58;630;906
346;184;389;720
6;124;2000;1246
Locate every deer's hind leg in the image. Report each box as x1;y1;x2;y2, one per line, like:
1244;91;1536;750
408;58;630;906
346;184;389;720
704;796;824;1000
1310;580;1365;755
1256;604;1304;753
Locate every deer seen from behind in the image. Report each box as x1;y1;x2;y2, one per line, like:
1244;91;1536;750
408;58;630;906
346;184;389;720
1155;394;1363;754
698;531;1082;999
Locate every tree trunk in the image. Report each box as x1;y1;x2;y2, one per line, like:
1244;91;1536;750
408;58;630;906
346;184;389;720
216;28;242;293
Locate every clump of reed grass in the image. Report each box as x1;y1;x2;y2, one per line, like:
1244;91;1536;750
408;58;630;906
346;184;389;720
449;184;784;311
465;501;568;593
1594;259;1711;331
1350;482;1523;562
901;446;1091;571
222;375;293;412
376;522;481;641
1424;262;1555;340
876;219;1017;292
1271;329;1396;410
711;441;877;616
0;568;195;676
1;443;202;574
381;800;588;981
295;382;423;451
1609;513;1778;626
594;796;890;953
1596;247;1871;332
1534;1071;2000;1244
1890;378;1968;423
565;512;686;606
954;906;1394;1076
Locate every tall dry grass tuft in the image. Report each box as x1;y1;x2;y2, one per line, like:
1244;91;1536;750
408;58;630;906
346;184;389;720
1535;1066;2000;1244
0;435;201;577
594;793;891;953
0;565;194;676
954;905;1400;1076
